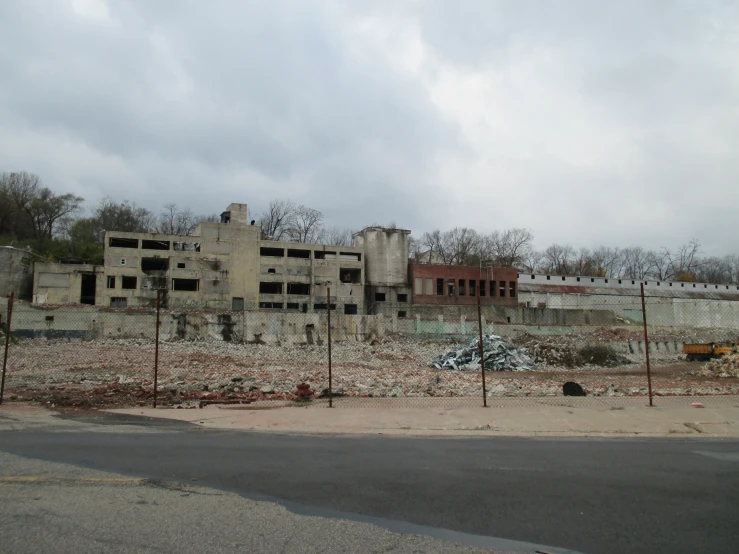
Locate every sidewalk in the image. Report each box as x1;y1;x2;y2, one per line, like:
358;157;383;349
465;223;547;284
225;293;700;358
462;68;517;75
107;396;739;437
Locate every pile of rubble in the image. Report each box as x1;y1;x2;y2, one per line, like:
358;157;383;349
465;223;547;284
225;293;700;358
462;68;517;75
511;334;582;367
429;335;535;371
700;354;739;378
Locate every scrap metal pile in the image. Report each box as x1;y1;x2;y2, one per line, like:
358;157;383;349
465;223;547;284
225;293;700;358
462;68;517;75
429;335;535;371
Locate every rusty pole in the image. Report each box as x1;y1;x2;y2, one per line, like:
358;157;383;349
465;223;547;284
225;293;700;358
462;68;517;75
0;292;15;405
477;273;487;407
327;286;333;408
153;289;161;408
640;283;653;407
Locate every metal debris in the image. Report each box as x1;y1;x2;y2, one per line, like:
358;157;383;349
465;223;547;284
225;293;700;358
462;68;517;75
429;335;535;371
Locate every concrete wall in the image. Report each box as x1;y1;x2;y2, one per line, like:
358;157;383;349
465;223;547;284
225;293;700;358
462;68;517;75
518;290;739;329
0;246;40;301
7;302;386;344
33;262;102;305
520;273;739;295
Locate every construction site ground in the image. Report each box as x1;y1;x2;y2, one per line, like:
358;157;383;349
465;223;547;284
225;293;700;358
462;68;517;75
2;332;738;409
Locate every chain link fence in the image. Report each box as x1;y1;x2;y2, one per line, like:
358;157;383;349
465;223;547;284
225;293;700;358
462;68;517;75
1;286;738;409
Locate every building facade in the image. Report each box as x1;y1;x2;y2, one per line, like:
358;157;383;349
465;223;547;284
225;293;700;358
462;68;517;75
30;202;521;316
410;264;519;307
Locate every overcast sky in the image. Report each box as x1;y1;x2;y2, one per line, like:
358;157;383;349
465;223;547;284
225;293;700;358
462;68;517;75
1;0;737;255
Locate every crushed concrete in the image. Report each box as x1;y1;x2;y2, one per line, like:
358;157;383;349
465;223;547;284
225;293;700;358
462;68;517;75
429;335;535;371
700;354;739;378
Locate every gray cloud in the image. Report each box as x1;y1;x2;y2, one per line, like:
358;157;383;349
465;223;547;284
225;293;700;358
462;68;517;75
0;0;737;255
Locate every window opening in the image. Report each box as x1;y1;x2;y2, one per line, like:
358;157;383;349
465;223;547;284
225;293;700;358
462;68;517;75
109;237;138;249
259;282;283;294
122;276;137;290
172;278;199;291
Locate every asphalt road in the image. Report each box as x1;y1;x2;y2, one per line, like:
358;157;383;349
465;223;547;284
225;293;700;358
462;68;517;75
1;411;738;554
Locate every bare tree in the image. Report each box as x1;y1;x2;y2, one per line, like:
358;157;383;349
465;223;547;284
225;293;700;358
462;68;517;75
540;244;576;275
156;203;196;235
286;205;324;243
259;200;295;241
443;227;482;265
483;228;534;268
621;247;651;280
645;249;671;281
321;227;355;247
663;240;701;281
419;230;450;264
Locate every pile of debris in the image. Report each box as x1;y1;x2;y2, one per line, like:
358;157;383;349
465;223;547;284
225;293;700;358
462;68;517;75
700;354;739;378
511;334;582;367
429;335;535;371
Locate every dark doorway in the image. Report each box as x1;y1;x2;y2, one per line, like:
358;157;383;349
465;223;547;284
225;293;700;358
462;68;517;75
80;274;96;305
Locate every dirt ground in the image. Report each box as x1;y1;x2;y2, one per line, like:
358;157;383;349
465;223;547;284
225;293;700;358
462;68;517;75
2;335;738;408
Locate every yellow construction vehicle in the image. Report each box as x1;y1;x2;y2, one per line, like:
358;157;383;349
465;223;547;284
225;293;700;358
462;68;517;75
682;342;737;361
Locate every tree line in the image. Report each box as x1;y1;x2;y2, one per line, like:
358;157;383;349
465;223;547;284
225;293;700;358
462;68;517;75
411;228;739;284
2;172;737;285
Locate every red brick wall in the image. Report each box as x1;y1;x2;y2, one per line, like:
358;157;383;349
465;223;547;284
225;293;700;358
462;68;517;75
409;264;518;306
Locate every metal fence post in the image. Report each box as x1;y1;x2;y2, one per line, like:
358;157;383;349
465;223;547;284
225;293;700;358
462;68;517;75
327;286;333;408
476;284;487;407
640;283;654;407
153;289;161;408
0;292;15;405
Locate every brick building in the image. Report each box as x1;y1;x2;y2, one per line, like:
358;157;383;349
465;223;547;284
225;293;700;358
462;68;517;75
410;264;518;307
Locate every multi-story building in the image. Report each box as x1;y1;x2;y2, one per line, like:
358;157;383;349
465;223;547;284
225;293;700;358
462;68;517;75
31;201;520;315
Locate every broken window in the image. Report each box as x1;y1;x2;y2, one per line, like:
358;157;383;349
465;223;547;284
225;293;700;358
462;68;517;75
173;241;200;252
259;302;284;309
172;278;199;291
339;252;361;262
260;247;284;257
287;283;310;295
375;292;386;302
447;280;455;297
339;268;361;284
459;279;466;296
397;293;408;302
141;257;169;272
470;280;476;297
106;276;116;289
414;277;423;295
232;297;245;311
267;268;276;274
110;297;127;308
437;278;444;296
259;282;283;294
425;278;433;295
122;276;137;290
177;262;186;269
344;304;358;315
142;239;170;251
109;237;138;249
509;281;516;298
313;303;337;310
499;280;506;297
286;302;299;310
398;311;407;318
480;280;486;296
287;249;310;259
491;281;496;297
314;251;337;260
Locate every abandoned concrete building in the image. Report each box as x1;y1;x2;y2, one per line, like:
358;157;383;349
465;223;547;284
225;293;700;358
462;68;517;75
27;203;521;317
